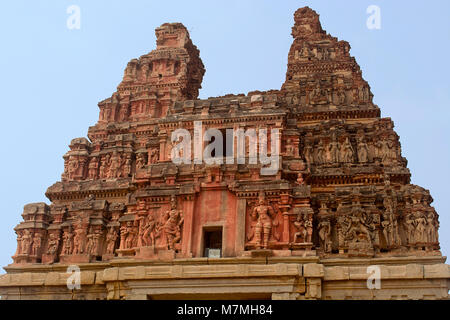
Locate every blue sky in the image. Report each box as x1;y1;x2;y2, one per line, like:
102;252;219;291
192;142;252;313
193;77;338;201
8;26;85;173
0;0;449;269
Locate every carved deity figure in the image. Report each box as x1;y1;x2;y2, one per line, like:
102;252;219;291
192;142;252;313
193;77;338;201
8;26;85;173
304;143;314;164
140;214;157;247
404;213;416;245
305;214;313;243
106;228;119;254
381;196;399;247
150;148;159;164
120;222;136;250
162;197;184;250
30;233;42;256
68;158;79;180
337;88;346;105
20;229;33;255
293;213;306;243
136;153;147;169
285;139;295;157
109;151;122;179
377;138;391;164
343;204;373;246
46;233;60;255
340;138;354;163
315;140;325;164
123;155;132;177
357;137;369;163
62;228;74;255
73;221;87;254
119;105;129;122
328;139;340;163
88;157;99;180
250;193;276;249
414;212;427;243
318;220;332;253
426;211;438;244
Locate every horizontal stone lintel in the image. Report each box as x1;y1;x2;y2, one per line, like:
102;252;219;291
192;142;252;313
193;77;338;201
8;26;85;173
1;262;448;288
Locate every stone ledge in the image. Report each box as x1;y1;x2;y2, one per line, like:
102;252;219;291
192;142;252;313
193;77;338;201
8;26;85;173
0;271;96;287
108;263;302;281
303;264;324;278
424;264;450;279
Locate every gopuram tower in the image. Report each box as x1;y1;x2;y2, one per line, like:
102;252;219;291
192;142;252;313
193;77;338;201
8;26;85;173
1;7;448;300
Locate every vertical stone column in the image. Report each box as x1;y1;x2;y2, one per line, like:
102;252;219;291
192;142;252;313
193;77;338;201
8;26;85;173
181;195;195;258
235;198;247;255
279;193;291;244
159;133;167;162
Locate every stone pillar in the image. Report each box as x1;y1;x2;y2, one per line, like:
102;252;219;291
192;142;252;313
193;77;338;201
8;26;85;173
181;195;195;258
235;198;247;255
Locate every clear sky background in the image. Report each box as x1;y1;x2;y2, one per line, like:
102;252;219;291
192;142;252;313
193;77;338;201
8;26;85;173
0;0;449;270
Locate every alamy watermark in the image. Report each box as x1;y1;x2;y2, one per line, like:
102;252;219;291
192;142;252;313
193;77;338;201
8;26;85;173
67;5;81;30
366;5;381;30
66;265;81;290
367;265;381;290
170;121;280;175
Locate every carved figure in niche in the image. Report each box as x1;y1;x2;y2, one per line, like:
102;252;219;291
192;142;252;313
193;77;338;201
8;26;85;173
293;213;306;243
387;136;398;163
62;228;74;255
86;227;98;255
119;105;128;122
105;107;112;121
123;154;132;177
304;142;314;164
337;87;346;105
150;148;159;164
62;161;69;180
344;205;373;245
20;229;32;255
68;158;79;180
318;220;332;253
357;137;369;163
285;139;295;157
426;211;438;243
88;157;99;180
404;213;416;245
136;153;147;169
328;138;340;163
142;214;157;247
305;214;313;243
297;173;305;185
14;231;23;256
340;138;354;163
162;197;184;250
377;138;390;164
250;193;276;249
358;86;370;102
106;227;119;254
120;222;136;250
337;215;351;247
99;156;106;178
30;233;42;256
414;212;427;243
91;229;102;255
109;151;121;179
46;233;60;255
73;221;87;254
315;140;325;164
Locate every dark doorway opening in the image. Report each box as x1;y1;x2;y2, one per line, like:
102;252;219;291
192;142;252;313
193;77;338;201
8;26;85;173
203;228;223;258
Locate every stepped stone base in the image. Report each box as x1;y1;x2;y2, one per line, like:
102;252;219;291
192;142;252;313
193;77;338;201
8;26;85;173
1;256;448;300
